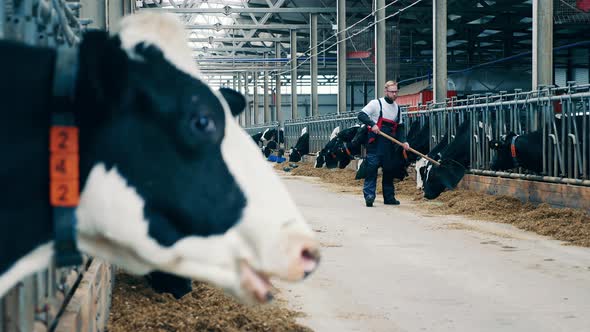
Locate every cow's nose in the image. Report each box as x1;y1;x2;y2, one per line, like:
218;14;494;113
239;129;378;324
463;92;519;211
301;246;321;278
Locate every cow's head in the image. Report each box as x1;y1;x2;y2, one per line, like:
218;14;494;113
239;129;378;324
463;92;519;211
289;128;309;163
422;163;452;199
72;12;319;304
334;141;353;169
289;148;303;162
422;157;466;199
314;151;325;168
414;157;429;190
489;133;516;171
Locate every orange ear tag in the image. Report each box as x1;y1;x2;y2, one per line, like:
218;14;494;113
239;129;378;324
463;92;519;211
49;126;79;207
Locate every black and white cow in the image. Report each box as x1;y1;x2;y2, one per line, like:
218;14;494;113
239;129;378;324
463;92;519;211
490;131;543;173
314;126;341;168
490;114;590;175
251;132;263;146
260;128;285;158
315;125;365;169
415;131;450;189
423;121;471;199
333;125;364;169
289;127;309;163
0;12;319;304
261;128;284;145
406;121;430;164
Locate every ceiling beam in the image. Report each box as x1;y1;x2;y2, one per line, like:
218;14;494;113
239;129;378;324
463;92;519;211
188;37;290;43
184;23;331;30
141;7;370;14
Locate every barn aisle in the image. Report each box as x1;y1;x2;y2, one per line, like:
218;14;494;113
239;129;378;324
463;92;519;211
275;176;590;332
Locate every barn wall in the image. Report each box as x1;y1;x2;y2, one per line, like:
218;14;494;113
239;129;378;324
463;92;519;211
458;174;590;213
296;155;590;213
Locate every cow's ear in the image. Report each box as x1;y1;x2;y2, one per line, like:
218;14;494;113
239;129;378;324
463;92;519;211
219;88;246;116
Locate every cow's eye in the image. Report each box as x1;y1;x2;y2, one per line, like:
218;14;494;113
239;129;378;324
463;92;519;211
190;115;215;133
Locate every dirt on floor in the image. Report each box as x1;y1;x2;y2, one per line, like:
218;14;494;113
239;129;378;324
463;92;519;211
108;272;312;332
276;160;590;248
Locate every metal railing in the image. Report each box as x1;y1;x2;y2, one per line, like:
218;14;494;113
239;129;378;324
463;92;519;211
243;121;280;137
284;111;364;152
244;83;590;187
1;1;90;331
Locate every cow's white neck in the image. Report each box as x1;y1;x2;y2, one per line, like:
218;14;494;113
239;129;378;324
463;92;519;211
75;164;178;274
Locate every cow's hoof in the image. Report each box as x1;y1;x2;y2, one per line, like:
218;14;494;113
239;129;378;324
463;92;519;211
283;167;292;172
290;163;299;168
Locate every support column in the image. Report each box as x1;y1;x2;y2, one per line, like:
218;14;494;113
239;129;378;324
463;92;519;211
375;0;386;96
237;73;244;126
264;55;271;123
337;0;347;113
107;0;133;31
533;0;553;88
291;30;298;120
310;13;319;117
363;81;369;106
275;43;283;124
80;0;107;30
244;73;251;126
433;0;448;102
350;82;355;111
253;71;259;124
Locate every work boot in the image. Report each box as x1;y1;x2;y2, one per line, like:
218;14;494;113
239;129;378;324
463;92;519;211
384;198;400;205
365;197;375;207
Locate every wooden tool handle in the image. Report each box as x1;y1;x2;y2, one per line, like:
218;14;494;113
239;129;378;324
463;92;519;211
377;131;441;166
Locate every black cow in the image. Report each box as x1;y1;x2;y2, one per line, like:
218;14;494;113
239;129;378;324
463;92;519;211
336;125;361;142
406;121;430;164
314;126;342;168
262;128;284;144
490;113;590;176
0;12;319;304
415;131;451;189
315;125;364;169
490;131;543;173
315;137;340;168
351;124;369;147
423;121;471;199
333;126;364;169
289;127;309;162
251;132;263;146
260;128;284;158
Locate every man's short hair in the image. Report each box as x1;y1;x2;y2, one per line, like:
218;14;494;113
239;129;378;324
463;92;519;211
384;80;398;89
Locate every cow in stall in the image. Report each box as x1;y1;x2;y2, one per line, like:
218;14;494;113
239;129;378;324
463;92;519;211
415;131;450;189
261;128;285;158
250;132;263;146
332;125;364;169
314;126;341;168
490;113;590;175
316;125;367;169
288;127;309;163
0;12;319;303
490;131;543;173
406;121;430;164
422;121;472;199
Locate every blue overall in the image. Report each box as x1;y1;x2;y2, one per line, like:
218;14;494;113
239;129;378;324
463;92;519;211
363;103;405;203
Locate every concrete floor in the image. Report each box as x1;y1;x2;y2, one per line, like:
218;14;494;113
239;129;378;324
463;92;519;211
275;176;590;332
